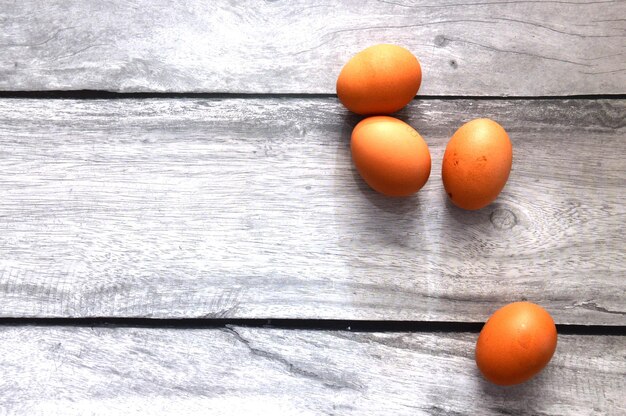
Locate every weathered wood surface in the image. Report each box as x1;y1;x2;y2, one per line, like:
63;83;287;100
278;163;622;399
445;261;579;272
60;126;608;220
1;0;625;96
0;97;623;323
0;325;623;415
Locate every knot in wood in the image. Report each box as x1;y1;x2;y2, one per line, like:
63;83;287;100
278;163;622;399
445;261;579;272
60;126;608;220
434;35;448;47
490;208;517;230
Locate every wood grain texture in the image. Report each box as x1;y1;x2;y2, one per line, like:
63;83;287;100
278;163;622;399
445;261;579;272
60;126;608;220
1;0;625;95
0;98;624;323
0;325;623;415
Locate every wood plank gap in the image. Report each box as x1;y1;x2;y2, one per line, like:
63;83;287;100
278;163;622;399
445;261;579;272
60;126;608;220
0;90;625;100
0;317;624;335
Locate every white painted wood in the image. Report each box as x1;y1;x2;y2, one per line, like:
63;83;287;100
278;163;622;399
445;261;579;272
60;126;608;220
1;0;625;95
0;98;624;323
0;325;623;415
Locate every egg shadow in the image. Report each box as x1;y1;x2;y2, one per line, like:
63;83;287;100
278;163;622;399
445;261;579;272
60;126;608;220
371;103;421;128
476;366;550;414
350;166;424;215
339;110;363;144
440;185;527;244
441;189;491;226
396;99;433;133
388;108;412;124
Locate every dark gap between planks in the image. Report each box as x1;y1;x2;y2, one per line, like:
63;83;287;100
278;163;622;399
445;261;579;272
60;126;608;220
0;318;623;335
0;90;625;100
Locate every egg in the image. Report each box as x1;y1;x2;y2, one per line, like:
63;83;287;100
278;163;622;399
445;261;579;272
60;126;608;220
476;302;558;386
337;44;422;115
442;118;512;210
351;116;431;196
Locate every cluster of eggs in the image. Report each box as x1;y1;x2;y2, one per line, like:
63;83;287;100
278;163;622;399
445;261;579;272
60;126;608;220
336;44;556;386
337;44;512;209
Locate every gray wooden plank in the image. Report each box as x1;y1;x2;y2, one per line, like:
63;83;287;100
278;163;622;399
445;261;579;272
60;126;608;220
0;325;623;415
1;0;625;95
0;98;624;323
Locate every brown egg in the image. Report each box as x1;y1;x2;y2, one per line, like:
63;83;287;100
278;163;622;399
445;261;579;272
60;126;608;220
351;116;431;196
337;44;422;115
442;118;512;210
476;302;558;386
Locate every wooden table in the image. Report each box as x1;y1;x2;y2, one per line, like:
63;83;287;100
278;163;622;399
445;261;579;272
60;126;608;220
1;1;624;414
